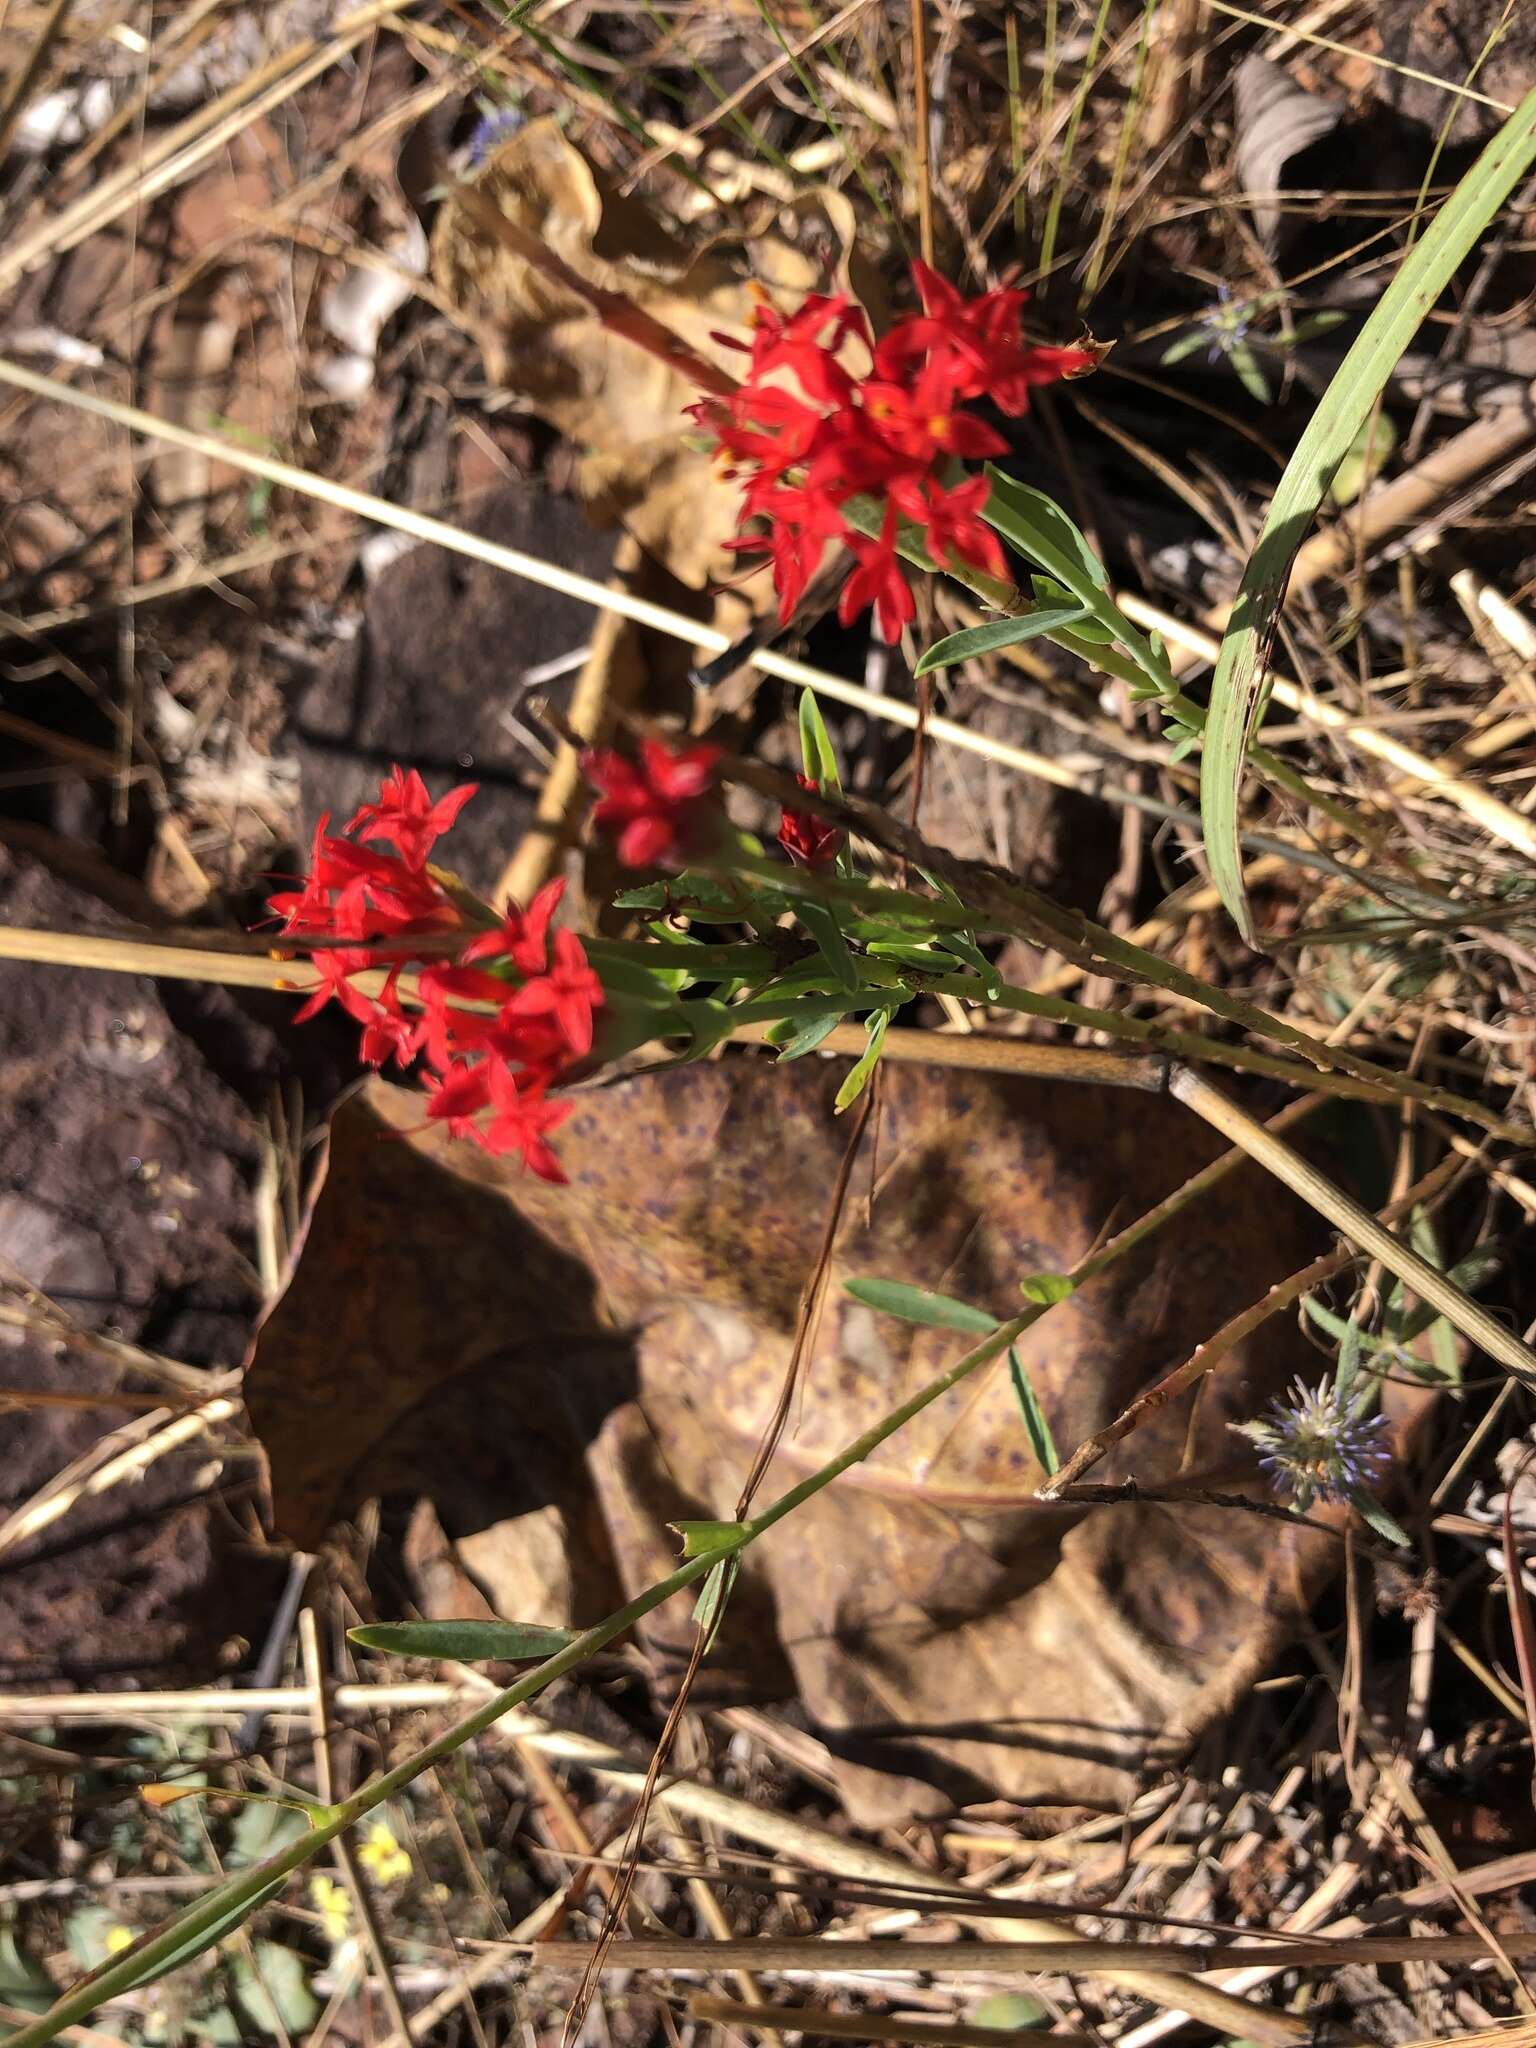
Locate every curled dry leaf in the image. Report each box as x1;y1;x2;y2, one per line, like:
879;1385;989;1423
1234;56;1345;251
430;116;868;598
247;1058;1366;1825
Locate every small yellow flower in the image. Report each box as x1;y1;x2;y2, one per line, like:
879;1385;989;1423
308;1874;352;1942
105;1926;135;1956
356;1823;412;1886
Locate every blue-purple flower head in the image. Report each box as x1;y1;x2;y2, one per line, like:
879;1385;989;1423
1235;1377;1391;1511
465;106;523;168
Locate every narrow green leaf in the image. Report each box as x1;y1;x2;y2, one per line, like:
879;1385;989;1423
774;1013;844;1061
1227;341;1271;405
1019;1271;1076;1306
348;1622;580;1661
87;1877;291;1991
1349;1488;1410;1549
1032;575;1114;641
799;898;859;992
1329;409;1397;507
1009;1346;1060;1474
1334;1315;1362;1403
834;1007;891;1112
936;927;1001;999
980;471;1108;595
692;1554;740;1654
670;1519;748;1558
913;603;1090;677
1201;89;1536;942
843;1278;1000;1334
797;689;842;792
1158;328;1212;367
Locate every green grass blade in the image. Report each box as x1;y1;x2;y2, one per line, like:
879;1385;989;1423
1201;87;1536;945
913;604;1091;676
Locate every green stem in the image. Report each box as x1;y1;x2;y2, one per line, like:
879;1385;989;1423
10;1200;1188;2048
719;853;1527;1142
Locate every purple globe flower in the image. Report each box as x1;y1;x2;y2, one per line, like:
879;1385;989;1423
1235;1377;1391;1510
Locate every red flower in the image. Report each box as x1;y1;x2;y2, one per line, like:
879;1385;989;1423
840;508;914;644
344;766;478;870
862;362;1008;465
479;1066;574;1182
461;876;565;978
504;927;604;1059
704;263;1094;639
583;738;722;869
875;261;1098;415
889;474;1008;582
270;770;606;1163
727;479;847;619
718;292;869;406
779;774;843;868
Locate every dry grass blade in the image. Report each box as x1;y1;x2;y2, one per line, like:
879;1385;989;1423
688;1995;1094;2048
1170;1068;1536;1390
1120;582;1536;868
0;0;419;294
1042;1152;1462;1493
0;357;1126;803
0;0;78;163
520;1930;1536;1973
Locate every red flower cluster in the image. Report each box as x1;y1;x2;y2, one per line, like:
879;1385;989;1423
583;738;721;868
699;263;1096;642
269;768;601;1182
778;775;842;868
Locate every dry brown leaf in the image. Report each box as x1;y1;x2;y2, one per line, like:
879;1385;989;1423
247;1056;1352;1824
430;117;862;600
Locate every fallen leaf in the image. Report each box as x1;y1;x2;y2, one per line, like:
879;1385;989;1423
431;116;864;601
1233;56;1344;252
248;1058;1343;1824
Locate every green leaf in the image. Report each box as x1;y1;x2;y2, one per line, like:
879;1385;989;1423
1159;328;1212;367
1009;1347;1059;1475
81;1878;291;1992
0;1930;53;2021
229;1801;311;1870
774;1013;844;1060
1397;1243;1501;1346
843;1278;999;1334
692;1554;740;1655
1286;309;1350;343
1328;409;1397;507
936;927;1001;999
1032;576;1114;641
798;898;858;993
970;1994;1049;2031
347;1621;580;1661
980;471;1108;595
1200;88;1536;943
669;1519;748;1558
913;603;1091;676
1019;1271;1076;1306
834;1007;891;1112
1348;1488;1410;1549
232;1945;318;2038
798;689;842;792
1334;1314;1363;1404
1227;341;1271;405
